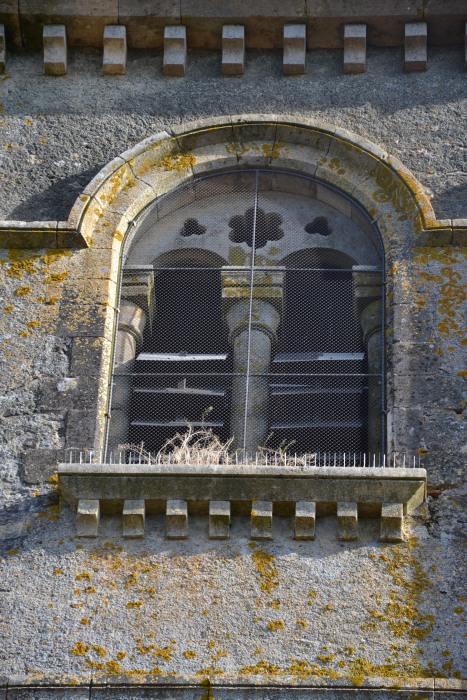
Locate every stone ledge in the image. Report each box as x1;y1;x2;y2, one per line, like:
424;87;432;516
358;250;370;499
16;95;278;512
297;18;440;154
0;221;86;249
59;463;426;540
7;675;466;699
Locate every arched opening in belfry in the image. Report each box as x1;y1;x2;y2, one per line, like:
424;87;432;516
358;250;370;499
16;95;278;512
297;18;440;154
108;169;385;460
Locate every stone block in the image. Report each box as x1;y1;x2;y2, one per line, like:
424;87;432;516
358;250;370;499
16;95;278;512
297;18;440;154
380;502;404;542
465;21;467;71
294;501;316;540
22;448;62;485
103;25;126;75
65;409;99;449
343;23;366;74
283;24;306;75
337;501;358;540
76;499;100;537
43;24;67;76
404;22;427;72
222;25;244;75
123;499;145;538
0;24;5;73
163;25;187;77
119;0;180;49
209;500;230;539
251;500;273;540
166;499;188;539
19;0;118;49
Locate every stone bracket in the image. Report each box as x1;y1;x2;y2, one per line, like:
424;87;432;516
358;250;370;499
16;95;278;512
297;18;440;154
405;22;427;72
251;500;273;540
209;500;231;539
337;501;358;541
76;499;100;537
103;25;127;75
122;499;145;538
294;501;316;540
166;499;188;539
343;24;366;74
222;25;245;75
43;25;67;76
163;26;187;77
283;24;306;75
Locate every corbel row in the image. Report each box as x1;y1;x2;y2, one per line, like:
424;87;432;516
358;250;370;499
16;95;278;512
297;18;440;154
1;21;466;77
76;498;404;543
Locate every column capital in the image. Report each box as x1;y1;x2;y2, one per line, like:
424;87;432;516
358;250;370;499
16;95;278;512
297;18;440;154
121;268;154;325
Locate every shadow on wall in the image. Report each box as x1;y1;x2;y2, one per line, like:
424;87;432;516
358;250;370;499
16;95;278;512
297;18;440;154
431;180;467;222
8;168;102;222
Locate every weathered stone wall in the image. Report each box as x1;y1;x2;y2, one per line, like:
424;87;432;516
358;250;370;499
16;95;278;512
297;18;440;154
0;44;466;697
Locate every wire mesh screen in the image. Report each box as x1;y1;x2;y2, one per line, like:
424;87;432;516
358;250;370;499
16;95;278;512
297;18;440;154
112;170;384;461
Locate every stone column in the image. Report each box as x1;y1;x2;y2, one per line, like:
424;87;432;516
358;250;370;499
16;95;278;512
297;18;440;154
353;266;383;455
222;268;283;456
106;269;154;455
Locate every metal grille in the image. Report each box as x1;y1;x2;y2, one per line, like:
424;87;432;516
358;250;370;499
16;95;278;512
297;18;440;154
110;170;384;460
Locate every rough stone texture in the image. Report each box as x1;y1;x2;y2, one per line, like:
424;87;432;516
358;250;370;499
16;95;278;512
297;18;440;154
0;509;466;686
0;48;466;222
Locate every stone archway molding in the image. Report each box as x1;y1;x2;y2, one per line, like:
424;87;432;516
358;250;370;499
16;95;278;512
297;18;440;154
0;114;466;250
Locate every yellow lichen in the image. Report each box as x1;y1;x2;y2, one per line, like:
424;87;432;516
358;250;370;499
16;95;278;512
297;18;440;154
15;286;31;296
44;272;69;284
75;572;92;582
266;620;284;631
157;153;196;172
106;660;121;674
251;548;279;594
70;642;90;657
240;660;281;676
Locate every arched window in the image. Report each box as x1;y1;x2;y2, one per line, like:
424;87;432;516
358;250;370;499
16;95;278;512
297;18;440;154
107;170;384;460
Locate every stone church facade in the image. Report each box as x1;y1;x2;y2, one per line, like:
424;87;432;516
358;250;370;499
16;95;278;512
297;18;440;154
0;3;466;698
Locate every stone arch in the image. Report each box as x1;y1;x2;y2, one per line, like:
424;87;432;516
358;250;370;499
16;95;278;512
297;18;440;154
66;116;449;453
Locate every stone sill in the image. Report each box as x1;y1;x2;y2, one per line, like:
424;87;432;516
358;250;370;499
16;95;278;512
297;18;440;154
58;463;426;541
